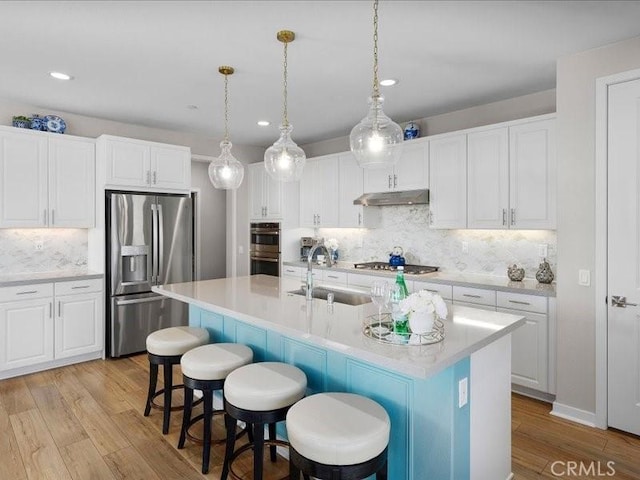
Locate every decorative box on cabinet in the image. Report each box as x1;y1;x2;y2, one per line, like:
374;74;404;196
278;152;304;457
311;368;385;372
300;155;339;227
0;278;103;379
363;140;428;193
0;126;95;228
98;135;191;192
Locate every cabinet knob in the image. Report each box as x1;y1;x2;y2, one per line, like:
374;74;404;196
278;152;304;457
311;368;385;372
358;212;362;225
502;208;507;226
511;208;516;226
153;171;157;184
393;174;397;188
388;175;392;189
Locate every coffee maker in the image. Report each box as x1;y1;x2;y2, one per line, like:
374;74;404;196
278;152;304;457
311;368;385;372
300;237;320;261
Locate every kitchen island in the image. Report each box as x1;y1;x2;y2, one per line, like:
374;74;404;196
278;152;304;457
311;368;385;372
153;275;525;480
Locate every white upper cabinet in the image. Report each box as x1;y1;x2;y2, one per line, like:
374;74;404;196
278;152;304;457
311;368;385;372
509;118;556;229
363;140;428;193
339;153;364;227
248;162;284;221
0;127;95;228
99;135;191;192
49;136;95;227
300;155;339;227
467;127;509;229
429;133;467;229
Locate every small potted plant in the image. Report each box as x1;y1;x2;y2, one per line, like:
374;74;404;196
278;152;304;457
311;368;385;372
399;289;448;335
12;116;31;129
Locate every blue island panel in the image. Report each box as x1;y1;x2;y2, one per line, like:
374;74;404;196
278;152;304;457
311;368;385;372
189;305;470;480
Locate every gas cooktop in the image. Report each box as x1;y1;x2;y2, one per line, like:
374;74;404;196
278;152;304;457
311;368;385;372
353;262;439;275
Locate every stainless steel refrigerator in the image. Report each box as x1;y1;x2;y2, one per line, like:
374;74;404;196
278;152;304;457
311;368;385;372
106;191;193;357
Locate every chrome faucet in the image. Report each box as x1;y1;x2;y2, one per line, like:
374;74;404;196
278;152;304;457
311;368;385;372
306;243;333;300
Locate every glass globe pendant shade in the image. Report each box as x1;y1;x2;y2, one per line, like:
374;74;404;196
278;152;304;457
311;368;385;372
208;140;244;190
350;95;403;169
264;123;306;182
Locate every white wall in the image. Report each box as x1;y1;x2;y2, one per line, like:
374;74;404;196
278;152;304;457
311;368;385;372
555;35;640;414
0;99;263;278
302;89;556;157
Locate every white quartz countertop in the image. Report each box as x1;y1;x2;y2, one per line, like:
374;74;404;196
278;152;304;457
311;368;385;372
153;275;525;379
0;270;103;287
283;261;556;297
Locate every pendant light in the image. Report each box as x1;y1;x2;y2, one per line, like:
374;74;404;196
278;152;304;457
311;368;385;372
208;66;245;190
264;30;306;182
349;0;403;169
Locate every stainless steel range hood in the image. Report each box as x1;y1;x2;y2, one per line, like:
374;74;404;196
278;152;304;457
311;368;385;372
353;189;429;206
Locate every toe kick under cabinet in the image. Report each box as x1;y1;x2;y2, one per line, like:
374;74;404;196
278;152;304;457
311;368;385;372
0;278;103;379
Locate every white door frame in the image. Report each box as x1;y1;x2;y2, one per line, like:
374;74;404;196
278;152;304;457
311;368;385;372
594;67;640;429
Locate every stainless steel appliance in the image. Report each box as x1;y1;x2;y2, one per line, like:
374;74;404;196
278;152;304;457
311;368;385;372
106;191;194;357
250;222;280;277
300;236;319;262
353;261;439;275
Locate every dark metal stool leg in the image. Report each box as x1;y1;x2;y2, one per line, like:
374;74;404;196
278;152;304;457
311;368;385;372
289;458;300;480
376;459;388;480
162;359;173;434
253;422;265;480
144;362;158;417
221;413;237;480
268;422;277;462
177;383;193;449
202;390;213;474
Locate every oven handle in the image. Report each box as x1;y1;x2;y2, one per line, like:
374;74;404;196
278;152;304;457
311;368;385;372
250;256;279;263
251;229;280;235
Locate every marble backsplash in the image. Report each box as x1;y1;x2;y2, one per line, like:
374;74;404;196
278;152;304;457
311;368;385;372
318;205;557;279
0;229;88;274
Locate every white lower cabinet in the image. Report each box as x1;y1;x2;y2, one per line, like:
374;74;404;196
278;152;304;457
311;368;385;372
0;296;54;370
0;278;103;378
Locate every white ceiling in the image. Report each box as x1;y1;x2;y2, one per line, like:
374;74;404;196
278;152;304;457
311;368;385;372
2;1;640;147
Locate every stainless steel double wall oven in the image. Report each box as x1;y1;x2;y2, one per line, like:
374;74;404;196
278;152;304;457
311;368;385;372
250;222;280;277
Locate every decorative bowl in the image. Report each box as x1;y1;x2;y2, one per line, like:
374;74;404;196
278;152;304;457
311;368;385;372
44;115;66;134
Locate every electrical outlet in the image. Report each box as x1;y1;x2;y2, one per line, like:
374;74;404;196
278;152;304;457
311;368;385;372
461;241;468;254
538;244;548;258
34;240;43;251
458;377;468;408
578;269;591;286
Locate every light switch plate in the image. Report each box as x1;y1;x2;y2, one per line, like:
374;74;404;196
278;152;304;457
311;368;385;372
579;269;591;286
461;241;469;254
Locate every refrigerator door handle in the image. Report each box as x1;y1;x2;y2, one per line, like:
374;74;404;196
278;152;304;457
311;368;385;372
151;204;158;284
157;203;164;283
114;295;164;306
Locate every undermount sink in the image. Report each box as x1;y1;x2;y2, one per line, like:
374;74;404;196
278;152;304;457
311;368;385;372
288;286;372;306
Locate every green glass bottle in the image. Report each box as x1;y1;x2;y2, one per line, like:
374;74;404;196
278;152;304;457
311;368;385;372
391;266;409;336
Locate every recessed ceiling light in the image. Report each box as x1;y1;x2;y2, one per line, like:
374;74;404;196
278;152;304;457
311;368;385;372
257;120;270;127
380;78;397;87
49;71;73;81
186;104;199;110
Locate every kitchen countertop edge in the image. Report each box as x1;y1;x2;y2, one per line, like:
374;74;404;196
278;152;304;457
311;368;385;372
0;270;104;287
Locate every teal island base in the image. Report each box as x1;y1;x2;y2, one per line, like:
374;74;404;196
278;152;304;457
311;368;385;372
189;305;512;480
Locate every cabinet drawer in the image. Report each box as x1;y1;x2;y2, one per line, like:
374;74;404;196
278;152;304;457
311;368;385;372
322;270;347;285
0;283;54;302
55;278;103;296
453;286;495;306
412;281;453;300
282;266;303;278
497;291;547;314
348;273;380;288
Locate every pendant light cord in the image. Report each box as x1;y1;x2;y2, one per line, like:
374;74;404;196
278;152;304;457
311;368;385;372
372;0;380;99
223;72;230;142
282;40;289;127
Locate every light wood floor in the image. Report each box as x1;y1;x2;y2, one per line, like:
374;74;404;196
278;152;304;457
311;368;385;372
1;355;639;480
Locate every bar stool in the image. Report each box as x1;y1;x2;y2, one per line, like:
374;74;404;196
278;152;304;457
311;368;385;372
177;343;254;474
144;326;209;434
286;392;390;480
221;362;307;480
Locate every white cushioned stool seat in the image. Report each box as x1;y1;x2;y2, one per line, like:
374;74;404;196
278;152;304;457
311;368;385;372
286;392;390;466
224;362;307;411
181;343;253;381
146;326;209;356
